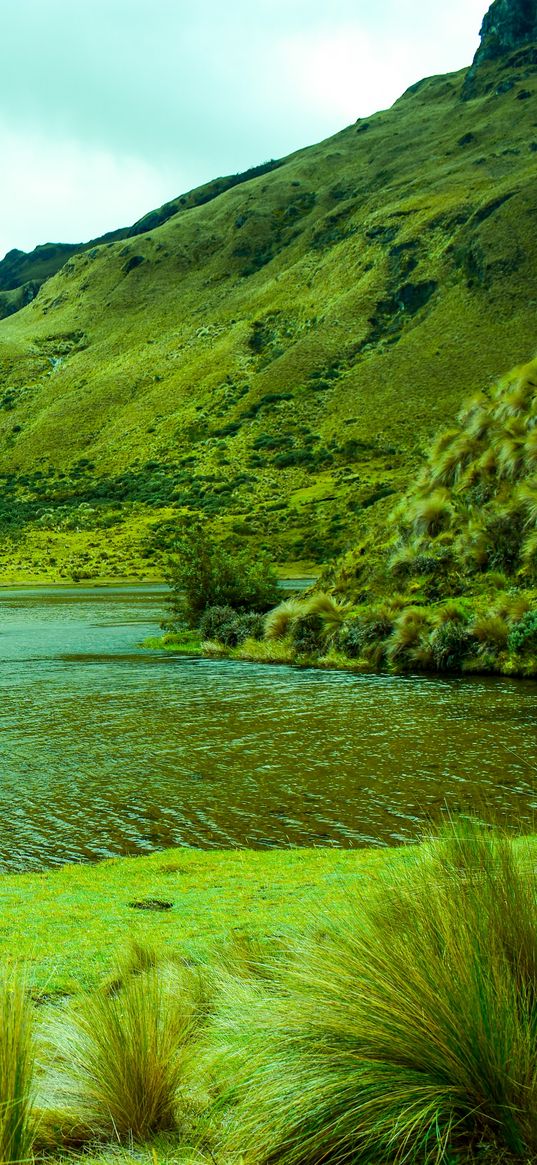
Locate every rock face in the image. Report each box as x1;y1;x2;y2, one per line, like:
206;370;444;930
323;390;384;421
474;0;537;66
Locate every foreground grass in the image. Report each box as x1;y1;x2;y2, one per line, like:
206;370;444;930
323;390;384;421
2;831;536;1163
210;824;537;1165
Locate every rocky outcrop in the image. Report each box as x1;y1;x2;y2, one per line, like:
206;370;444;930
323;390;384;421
473;0;537;66
462;0;537;98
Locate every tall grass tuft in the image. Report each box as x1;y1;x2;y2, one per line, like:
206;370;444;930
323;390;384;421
57;952;202;1141
0;970;36;1165
211;822;537;1165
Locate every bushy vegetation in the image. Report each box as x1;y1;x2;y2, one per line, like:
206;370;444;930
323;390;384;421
199;605;265;646
8;824;535;1165
55;951;203;1140
387;358;537;592
166;521;279;627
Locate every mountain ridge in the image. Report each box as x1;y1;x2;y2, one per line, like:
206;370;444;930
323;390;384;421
0;2;536;584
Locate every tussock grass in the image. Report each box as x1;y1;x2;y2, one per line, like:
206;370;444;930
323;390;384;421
264;599;304;640
264;593;348;645
0;970;36;1164
407;490;454;538
210;822;537;1165
54;951;204;1141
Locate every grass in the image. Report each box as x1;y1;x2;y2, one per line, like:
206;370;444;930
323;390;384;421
0;846;389;996
0;970;36;1164
54;955;202;1140
0;828;536;1163
209;822;537;1165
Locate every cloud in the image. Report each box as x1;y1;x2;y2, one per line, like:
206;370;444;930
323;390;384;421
0;0;489;256
0;122;183;256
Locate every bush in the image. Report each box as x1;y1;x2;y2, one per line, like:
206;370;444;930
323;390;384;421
200;606;265;646
507;609;537;655
336;617;365;658
339;606;396;667
429;617;471;671
291;612;324;654
265;593;349;653
212;821;537;1165
166;520;279;627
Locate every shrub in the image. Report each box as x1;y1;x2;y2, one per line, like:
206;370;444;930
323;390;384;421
429;616;471;671
200;606;265;646
265;593;348;647
507;609;537;655
211;821;537;1165
387;606;432;667
340;606;396;669
199;605;238;642
0;970;36;1165
470;612;509;655
462;507;525;576
166;520;279;627
291;612;324;654
56;953;201;1140
336;618;365;658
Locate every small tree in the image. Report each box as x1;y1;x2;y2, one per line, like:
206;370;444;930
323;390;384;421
166;520;279;627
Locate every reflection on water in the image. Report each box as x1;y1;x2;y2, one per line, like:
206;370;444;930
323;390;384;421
0;586;536;871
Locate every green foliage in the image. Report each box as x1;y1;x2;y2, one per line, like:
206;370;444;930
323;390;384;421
291;611;325;654
335;617;365;658
265;593;349;652
166;521;279;627
199;605;265;646
507;609;537;655
0;970;36;1165
211;822;537;1165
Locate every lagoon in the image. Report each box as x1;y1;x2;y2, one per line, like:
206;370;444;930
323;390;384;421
0;585;535;871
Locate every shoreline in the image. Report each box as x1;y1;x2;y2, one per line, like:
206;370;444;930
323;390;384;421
144;633;537;680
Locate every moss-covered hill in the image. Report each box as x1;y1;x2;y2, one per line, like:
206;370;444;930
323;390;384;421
0;8;536;582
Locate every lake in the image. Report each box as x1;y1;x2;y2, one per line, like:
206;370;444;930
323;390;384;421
0;585;535;871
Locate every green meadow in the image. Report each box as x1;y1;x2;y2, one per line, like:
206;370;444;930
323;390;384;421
0;825;536;1164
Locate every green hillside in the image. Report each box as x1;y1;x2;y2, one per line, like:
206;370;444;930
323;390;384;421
0;7;536;583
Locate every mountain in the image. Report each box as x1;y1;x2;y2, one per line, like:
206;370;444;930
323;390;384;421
0;161;284;321
0;0;536;584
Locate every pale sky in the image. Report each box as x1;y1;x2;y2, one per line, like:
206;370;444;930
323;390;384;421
1;0;488;260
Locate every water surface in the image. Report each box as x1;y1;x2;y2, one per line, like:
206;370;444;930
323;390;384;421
0;586;536;871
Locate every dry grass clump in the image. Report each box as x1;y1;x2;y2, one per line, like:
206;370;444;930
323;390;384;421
210;822;537;1165
406;490;454;538
54;950;205;1141
0;970;36;1164
264;599;304;640
264;593;348;644
386;606;432;666
470;612;509;654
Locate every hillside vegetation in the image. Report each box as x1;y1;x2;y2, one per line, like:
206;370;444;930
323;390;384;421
0;32;536;581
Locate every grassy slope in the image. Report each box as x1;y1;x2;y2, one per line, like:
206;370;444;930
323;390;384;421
0;51;536;582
